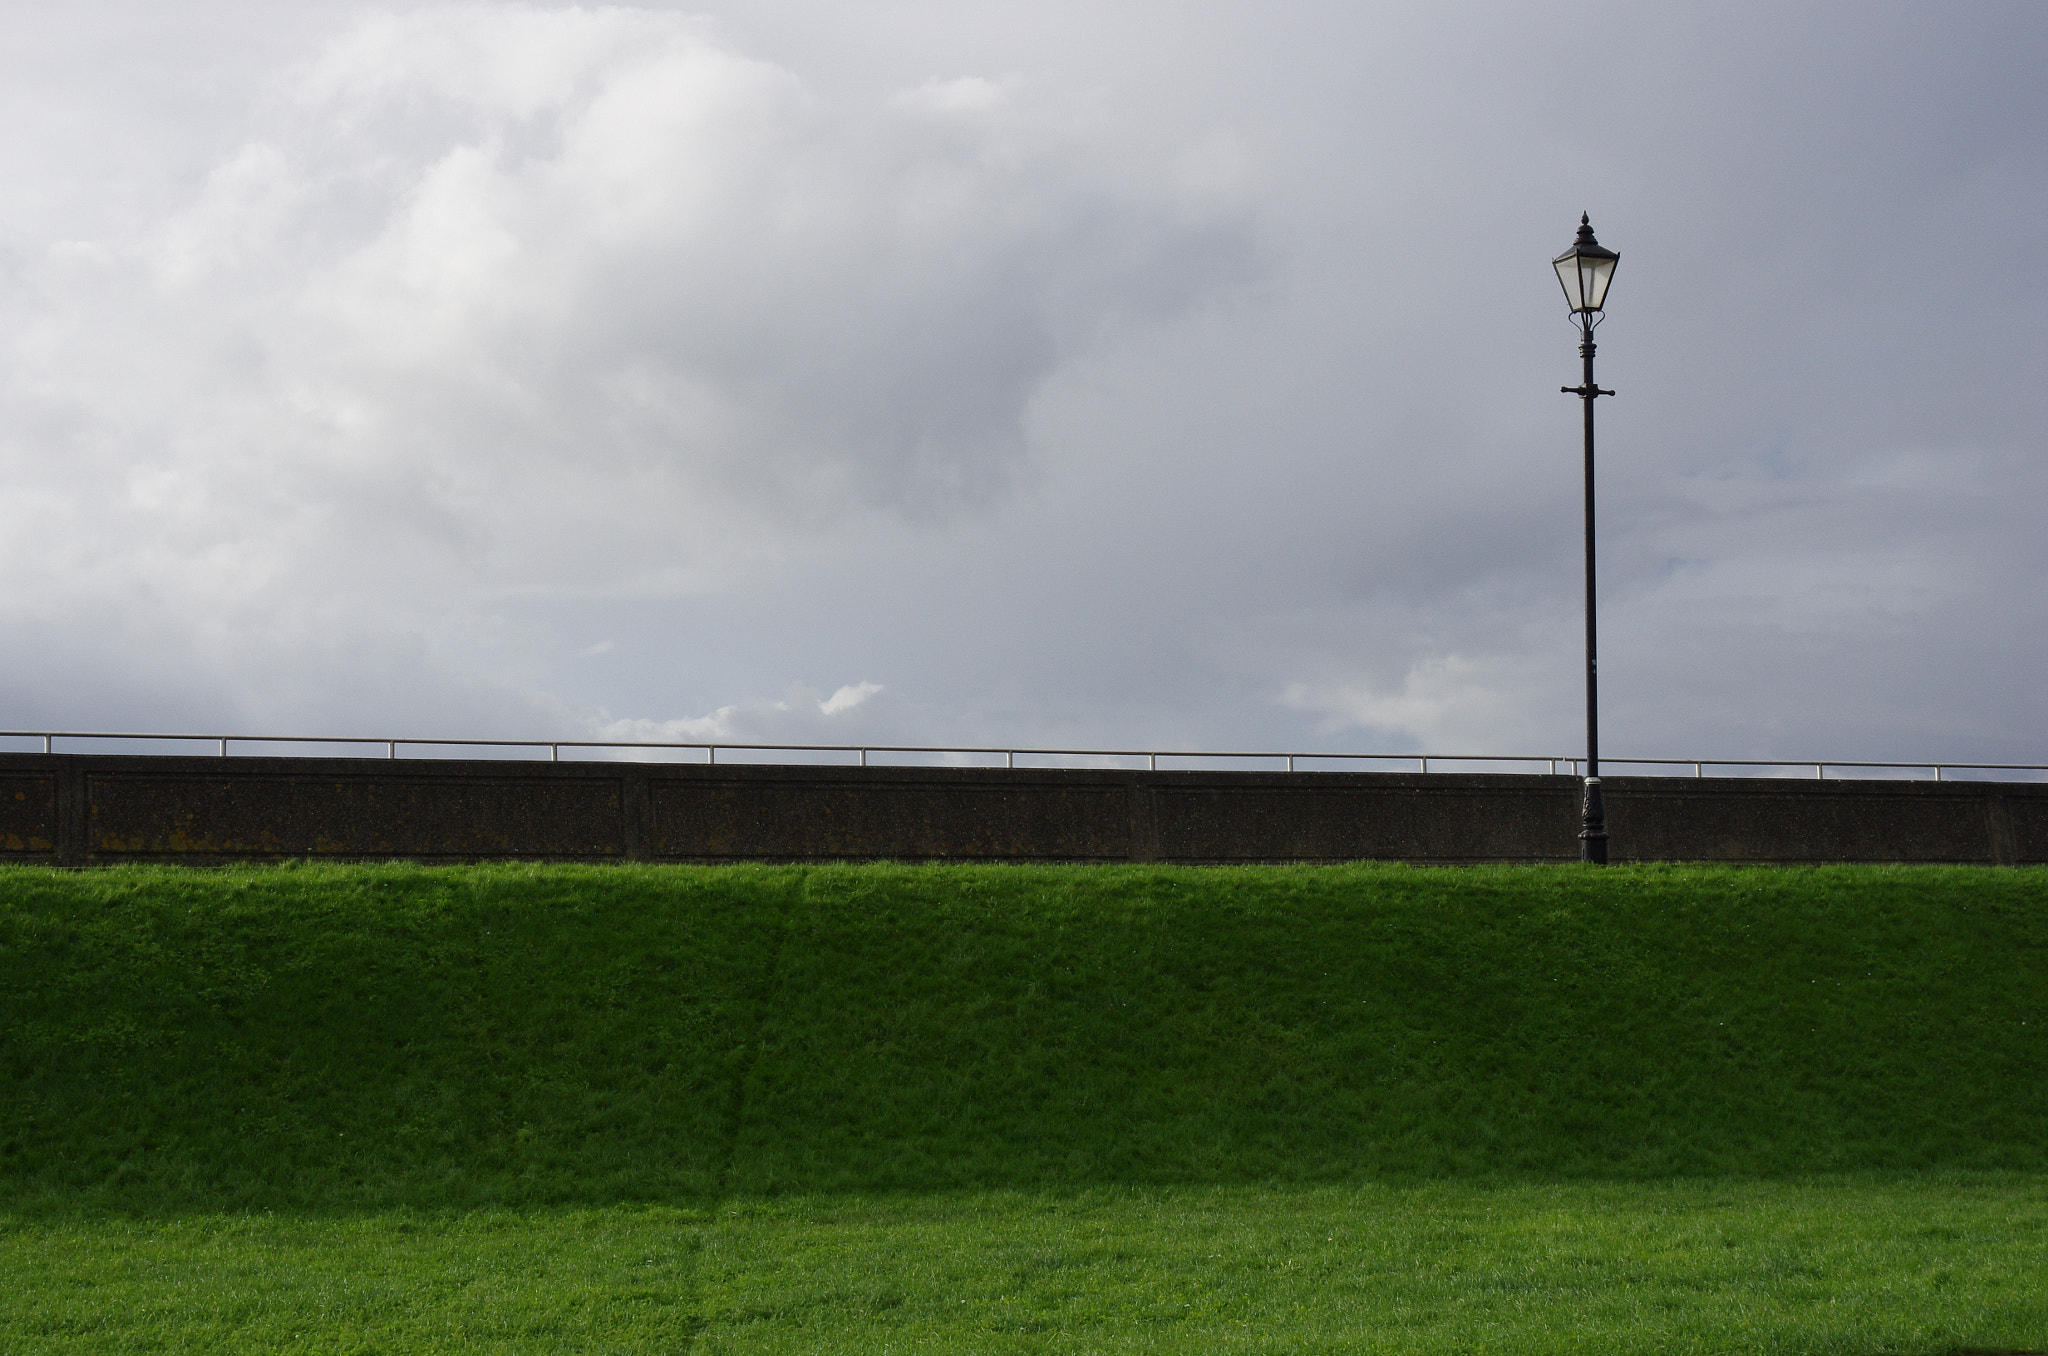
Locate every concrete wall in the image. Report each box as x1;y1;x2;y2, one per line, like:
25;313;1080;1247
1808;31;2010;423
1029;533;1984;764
2;752;2044;865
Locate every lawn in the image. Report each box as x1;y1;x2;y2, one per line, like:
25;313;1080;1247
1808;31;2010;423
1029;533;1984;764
5;1178;2044;1353
2;861;2044;1351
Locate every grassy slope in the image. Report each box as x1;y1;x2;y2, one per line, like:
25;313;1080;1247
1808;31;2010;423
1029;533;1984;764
3;862;2045;1211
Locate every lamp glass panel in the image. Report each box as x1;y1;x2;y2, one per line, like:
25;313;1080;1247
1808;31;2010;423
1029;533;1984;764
1581;255;1616;310
1554;256;1585;310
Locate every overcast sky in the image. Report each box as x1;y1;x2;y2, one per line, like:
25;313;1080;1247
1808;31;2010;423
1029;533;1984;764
1;0;2044;763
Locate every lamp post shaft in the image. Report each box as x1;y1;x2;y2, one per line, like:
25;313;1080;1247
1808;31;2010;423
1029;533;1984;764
1577;330;1608;863
1553;213;1617;863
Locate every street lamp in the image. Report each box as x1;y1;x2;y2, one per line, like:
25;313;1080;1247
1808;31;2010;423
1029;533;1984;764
1554;212;1618;864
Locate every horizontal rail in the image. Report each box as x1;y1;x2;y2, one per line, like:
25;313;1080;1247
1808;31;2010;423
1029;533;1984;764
1;732;2045;782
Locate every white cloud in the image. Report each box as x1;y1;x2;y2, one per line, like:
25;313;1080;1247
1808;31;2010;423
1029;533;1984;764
1282;654;1545;754
0;3;1256;734
819;681;883;715
592;680;890;744
892;76;1011;115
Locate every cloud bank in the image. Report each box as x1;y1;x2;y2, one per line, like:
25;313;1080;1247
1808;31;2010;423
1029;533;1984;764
0;2;1254;734
1;0;2045;766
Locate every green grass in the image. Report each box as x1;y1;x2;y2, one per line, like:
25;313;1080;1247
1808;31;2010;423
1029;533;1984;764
2;861;2046;1350
5;1178;2045;1353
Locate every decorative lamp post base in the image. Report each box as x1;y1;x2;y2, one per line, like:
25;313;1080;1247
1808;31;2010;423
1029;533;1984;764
1579;776;1609;864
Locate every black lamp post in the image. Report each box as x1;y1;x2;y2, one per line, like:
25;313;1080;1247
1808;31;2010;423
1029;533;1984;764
1554;213;1618;864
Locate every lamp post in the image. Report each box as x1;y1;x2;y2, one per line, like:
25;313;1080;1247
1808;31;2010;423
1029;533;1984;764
1554;213;1618;864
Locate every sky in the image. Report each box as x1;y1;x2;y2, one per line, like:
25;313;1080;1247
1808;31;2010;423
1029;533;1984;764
0;0;2044;764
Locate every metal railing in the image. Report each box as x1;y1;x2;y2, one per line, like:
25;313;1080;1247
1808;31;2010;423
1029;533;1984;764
2;730;2045;782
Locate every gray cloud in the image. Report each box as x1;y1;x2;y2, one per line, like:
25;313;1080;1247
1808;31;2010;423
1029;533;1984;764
0;0;2044;766
0;3;1258;735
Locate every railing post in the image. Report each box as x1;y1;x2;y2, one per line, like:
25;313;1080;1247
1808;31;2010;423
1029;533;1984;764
219;737;228;757
387;741;396;759
1419;757;1428;774
1006;750;1014;769
707;746;716;765
550;744;559;762
1148;753;1156;771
